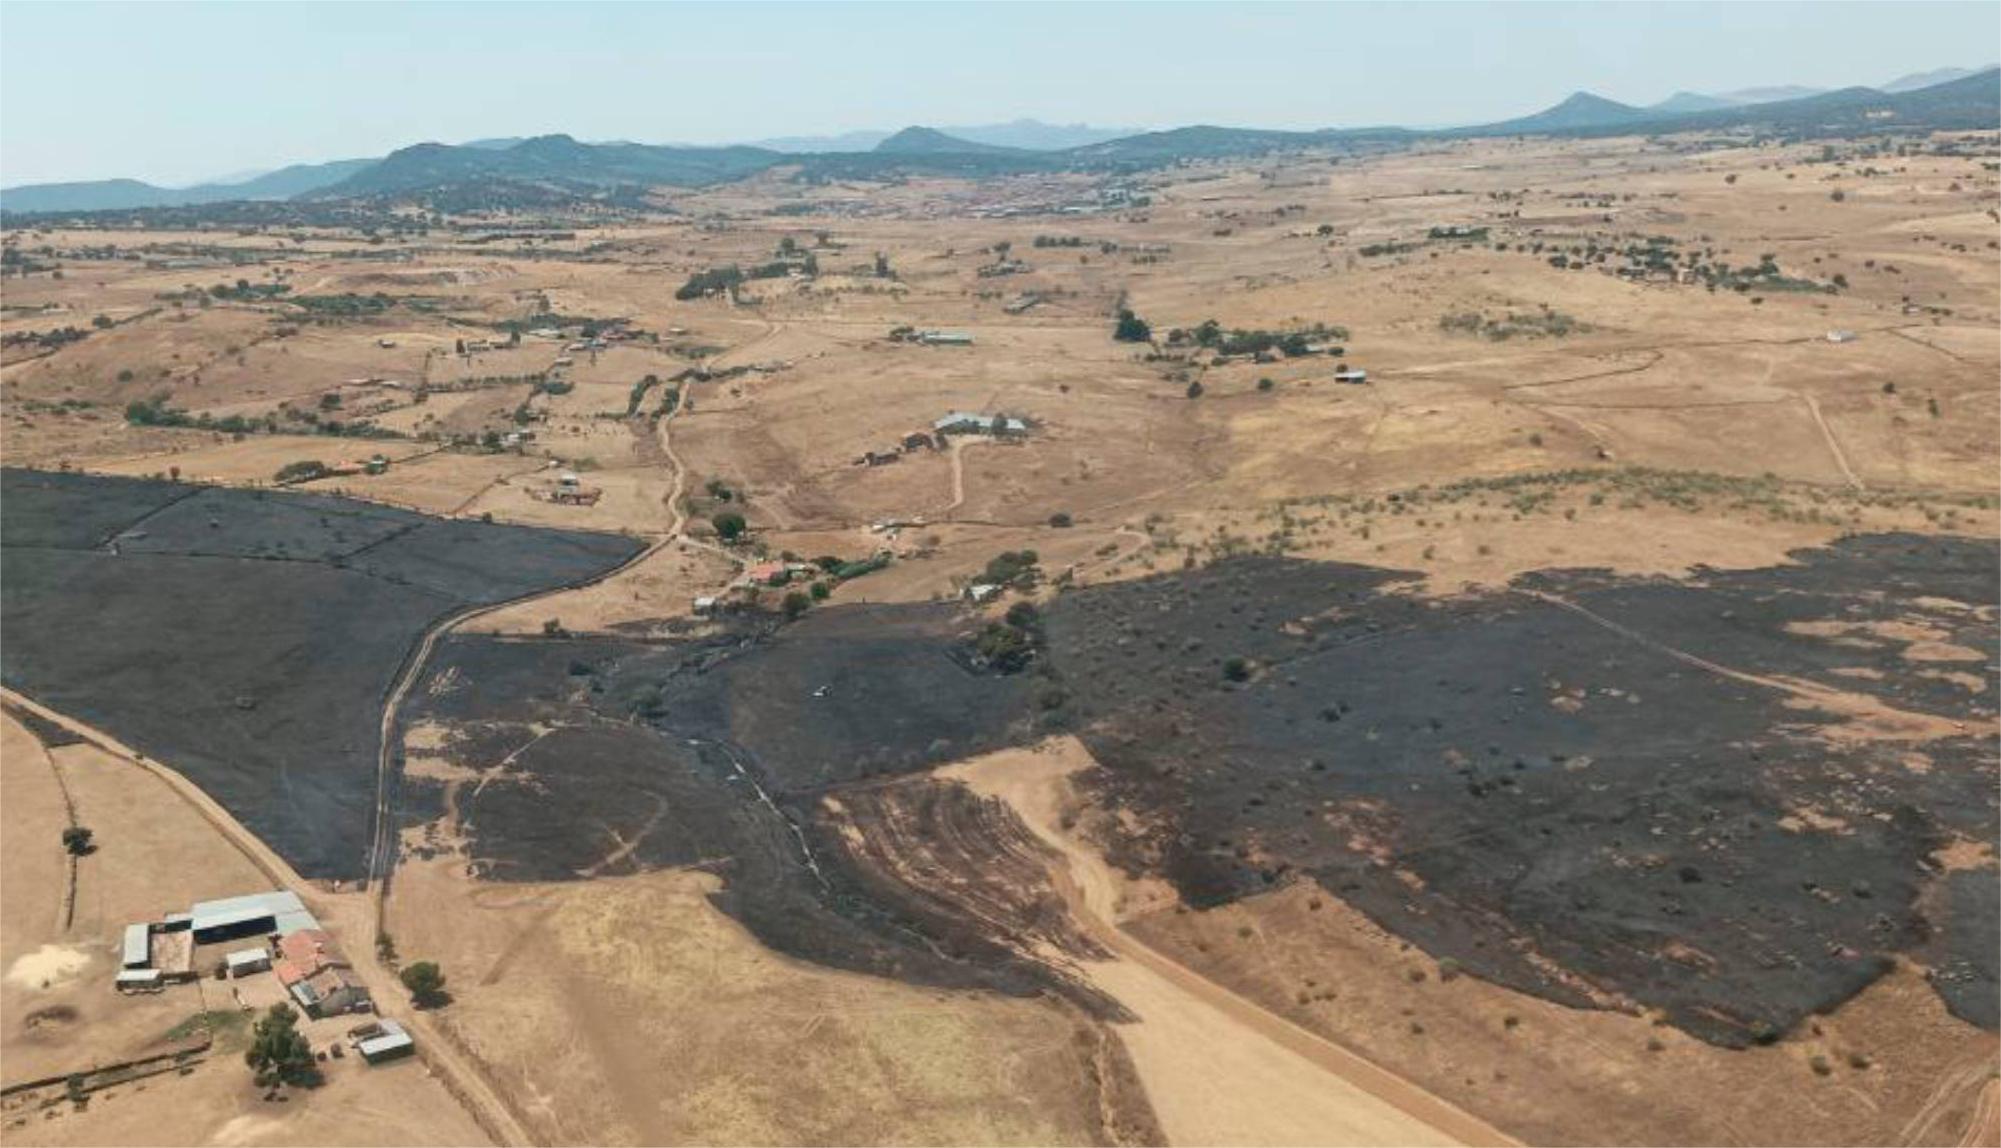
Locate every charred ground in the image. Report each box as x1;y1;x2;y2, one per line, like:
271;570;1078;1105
0;467;644;879
391;532;1996;1049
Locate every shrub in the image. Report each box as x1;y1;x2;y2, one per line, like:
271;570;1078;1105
1113;308;1152;343
399;961;448;1009
782;590;811;620
808;580;830;601
1048;511;1073;527
1221;657;1250;682
1257;377;1275;392
274;460;329;485
711;512;747;541
61;826;94;856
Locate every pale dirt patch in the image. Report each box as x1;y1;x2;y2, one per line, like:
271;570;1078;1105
3;946;91;992
943;737;1503;1147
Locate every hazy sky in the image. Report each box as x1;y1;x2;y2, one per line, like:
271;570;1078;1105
2;1;1994;186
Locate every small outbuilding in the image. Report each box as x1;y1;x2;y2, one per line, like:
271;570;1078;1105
115;969;164;994
225;948;272;979
1333;368;1369;385
353;1019;415;1064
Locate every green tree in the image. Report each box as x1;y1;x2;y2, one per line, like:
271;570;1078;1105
712;512;747;542
61;826;94;856
400;961;449;1009
1222;656;1251;682
809;580;831;601
1113;308;1152;343
244;1003;317;1087
782;590;812;620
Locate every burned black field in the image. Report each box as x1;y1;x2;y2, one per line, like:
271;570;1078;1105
0;468;644;878
400;534;1997;1050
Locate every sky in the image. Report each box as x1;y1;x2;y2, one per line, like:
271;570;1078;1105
2;1;1995;187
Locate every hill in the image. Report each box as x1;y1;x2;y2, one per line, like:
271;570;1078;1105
1651;91;1743;114
321;134;784;197
873;126;1029;155
1881;65;1992;93
1479;91;1651;134
2;157;376;213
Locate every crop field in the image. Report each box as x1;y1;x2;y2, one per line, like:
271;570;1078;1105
3;124;1995;1146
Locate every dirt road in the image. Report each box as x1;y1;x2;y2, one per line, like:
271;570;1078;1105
0;688;527;1148
944;739;1517;1148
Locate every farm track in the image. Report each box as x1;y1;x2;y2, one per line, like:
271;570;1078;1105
0;688;532;1148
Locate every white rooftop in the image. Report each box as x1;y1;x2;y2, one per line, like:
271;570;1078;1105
189;890;317;936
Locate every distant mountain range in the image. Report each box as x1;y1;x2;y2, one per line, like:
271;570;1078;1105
752;119;1137;153
5;69;1995;215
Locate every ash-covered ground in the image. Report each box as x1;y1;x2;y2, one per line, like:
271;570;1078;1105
400;533;1995;1047
0;468;644;878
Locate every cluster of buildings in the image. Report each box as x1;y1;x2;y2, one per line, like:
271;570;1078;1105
118;890;412;1065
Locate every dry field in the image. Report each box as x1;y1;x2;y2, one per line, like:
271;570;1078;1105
0;710;486;1147
3;128;1996;1146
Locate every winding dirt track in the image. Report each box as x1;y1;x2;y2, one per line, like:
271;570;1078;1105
945;740;1518;1148
0;688;529;1148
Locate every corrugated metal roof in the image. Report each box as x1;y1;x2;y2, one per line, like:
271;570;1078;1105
225;949;270;969
357;1019;413;1059
189;891;316;935
122;924;151;968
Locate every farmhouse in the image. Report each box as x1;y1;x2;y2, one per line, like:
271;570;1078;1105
275;928;372;1018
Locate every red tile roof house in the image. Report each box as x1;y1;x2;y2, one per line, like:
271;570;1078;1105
274;929;372;1018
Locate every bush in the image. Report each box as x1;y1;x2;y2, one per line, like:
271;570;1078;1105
1185;380;1204;399
712;512;747;542
274;460;329;485
808;580;830;601
1112;308;1151;343
1221;657;1250;682
61;826;94;856
975;622;1035;673
1048;511;1073;528
399;961;448;1009
982;550;1039;587
782;590;811;619
1257;377;1275;392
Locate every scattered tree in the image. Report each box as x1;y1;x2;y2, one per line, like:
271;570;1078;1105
399;961;449;1009
712;512;747;542
1113;308;1152;343
781;590;812;620
61;826;94;856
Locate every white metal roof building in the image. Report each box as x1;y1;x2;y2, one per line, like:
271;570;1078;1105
189;891;317;943
356;1019;415;1064
225;948;272;977
933;412;1028;435
122;924;152;969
